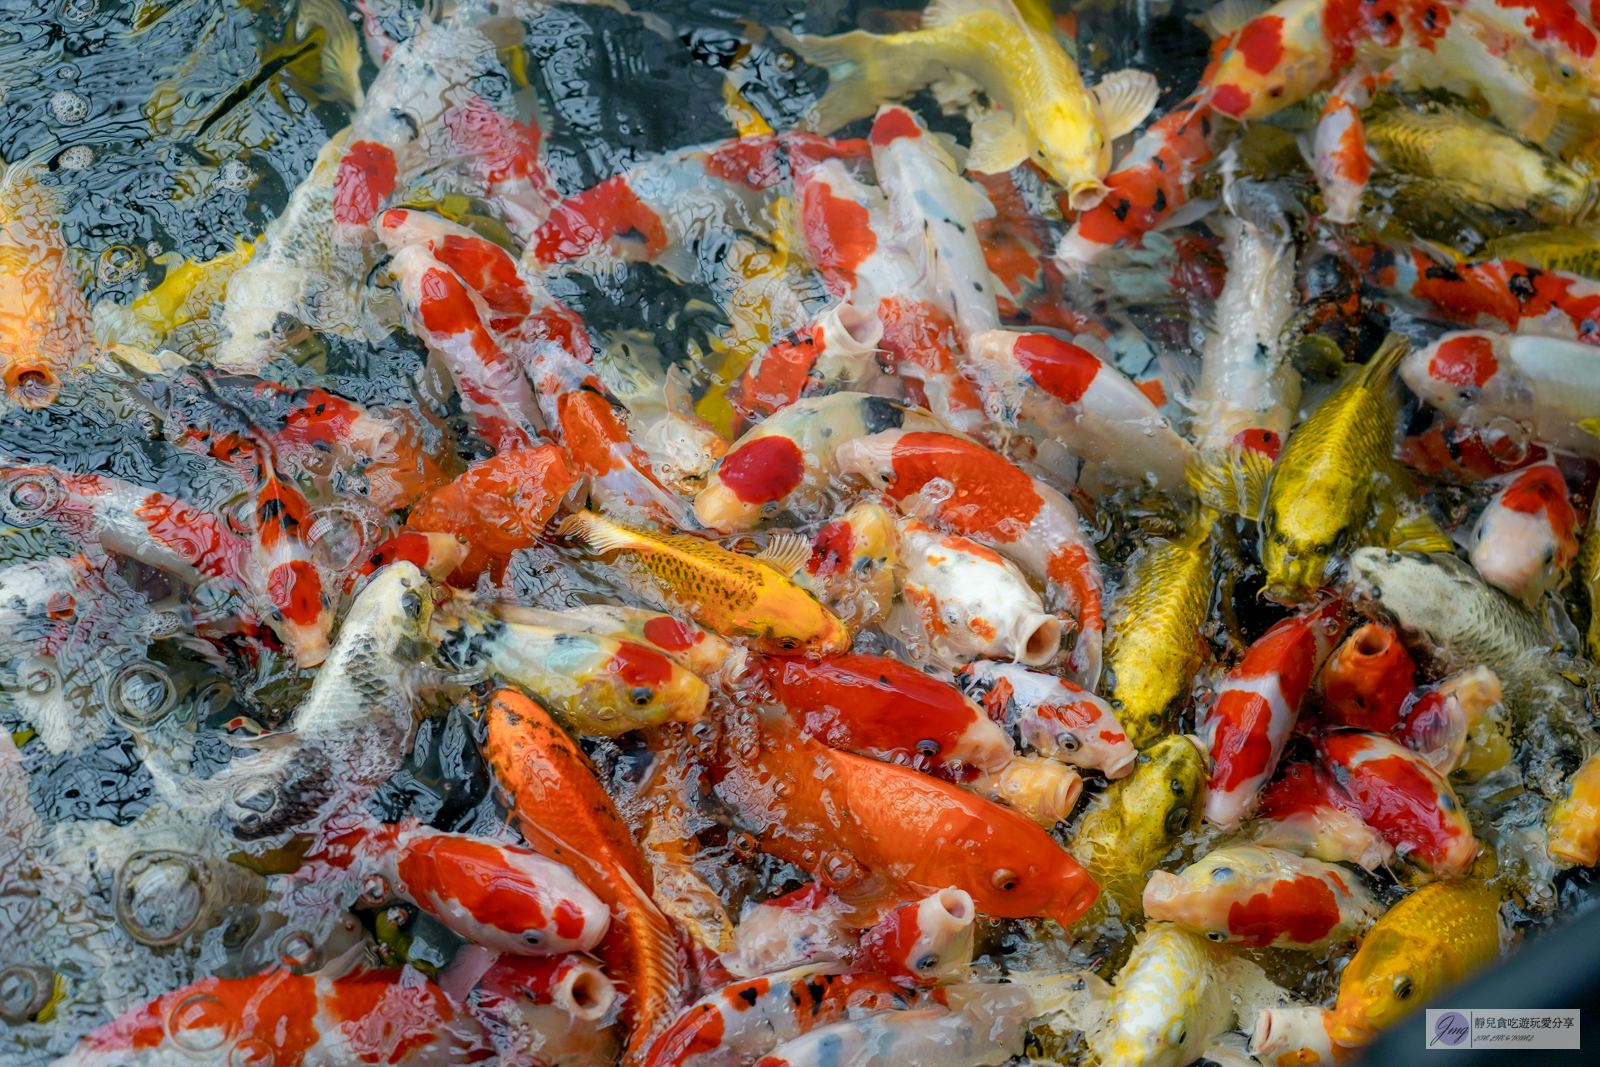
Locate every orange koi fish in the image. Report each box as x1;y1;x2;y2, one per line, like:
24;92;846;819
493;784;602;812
0;159;88;408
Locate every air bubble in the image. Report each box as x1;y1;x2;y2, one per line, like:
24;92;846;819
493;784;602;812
98;244;144;285
56;145;92;170
59;0;97;22
215;158;255;191
47;89;89;125
168;993;231;1051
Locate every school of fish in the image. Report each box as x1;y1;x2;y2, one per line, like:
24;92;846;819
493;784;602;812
5;0;1600;1064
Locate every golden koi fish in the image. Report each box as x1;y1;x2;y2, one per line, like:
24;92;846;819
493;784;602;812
0;159;90;408
773;0;1158;208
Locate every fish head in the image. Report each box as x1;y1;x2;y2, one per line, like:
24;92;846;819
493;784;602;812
1329;924;1445;1044
1401;333;1500;421
833;429;906;493
581;638;711;729
1022;684;1136;778
1112;734;1208;856
1260;487;1356;603
751;589;852;658
953;804;1099;925
1092;927;1213;1067
1141;846;1274;941
363;559;435;645
1030;101;1111;210
860;887;977;987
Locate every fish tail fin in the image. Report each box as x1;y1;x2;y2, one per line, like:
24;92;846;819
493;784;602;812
770;28;906;133
1188;440;1276;519
297;0;366;110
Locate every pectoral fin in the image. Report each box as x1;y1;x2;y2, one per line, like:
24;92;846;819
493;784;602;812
966;108;1030;174
755;532;811;576
1094;69;1160;139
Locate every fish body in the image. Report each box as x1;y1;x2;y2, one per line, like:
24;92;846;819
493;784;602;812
1255;762;1395;871
403;446;578;583
860;889;977;986
1470;463;1579;603
1316;730;1479;875
1327;879;1502;1045
796;501;899;633
957;659;1135;778
640;967;913;1067
1143;845;1377;949
751;984;1033;1067
1320;623;1417;731
970;329;1194;492
484;689;683;1064
1201;599;1347;828
49;968;494;1067
345;532;468;595
1365;104;1594;221
1546;750;1600;866
1070;734;1208;909
1486;225;1600;280
1261;334;1411;602
713;731;1099;926
1102;513;1217;748
834;429;1105;683
868;106;1001;353
247;447;332;668
0;161;89;407
560;509;849;657
1313;67;1376;224
695;393;945;533
1403;331;1600;455
896;519;1062;668
729;303;885;426
1091;923;1234;1067
775;0;1152;208
759;652;1014;775
433;603;709;736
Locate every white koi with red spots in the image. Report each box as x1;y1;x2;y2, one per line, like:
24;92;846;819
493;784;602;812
956;659;1134;779
1402;330;1600;455
247;447;332;668
860;889;976;987
1470;463;1580;603
1313;66;1376;224
970;329;1194;492
1200;599;1347;828
896;518;1062;670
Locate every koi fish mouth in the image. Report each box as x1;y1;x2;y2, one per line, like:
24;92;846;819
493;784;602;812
1067;180;1110;212
5;365;60;409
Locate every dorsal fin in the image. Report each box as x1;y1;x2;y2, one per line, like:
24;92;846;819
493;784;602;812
755;532;811;577
1093;70;1160;139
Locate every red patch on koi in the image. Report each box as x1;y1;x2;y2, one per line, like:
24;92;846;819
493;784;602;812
534;176;668;263
434;235;531;329
1431;335;1498;387
801;182;876;293
1236;15;1286;72
1210;83;1252;117
609;641;675;695
1232;428;1281;460
642;614;698;652
1225;874;1342;945
808;519;857;578
268;560;324;626
870;107;923;145
1014;334;1101;405
333;141;398;226
397;835;554;941
717;435;805;505
1210;691;1277;792
885;432;1042;538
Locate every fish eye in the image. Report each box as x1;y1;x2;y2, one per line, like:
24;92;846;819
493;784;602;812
1210;867;1234;880
1207;931;1227;942
1166;1019;1186;1046
1170;778;1185;794
1561;62;1577;79
400;591;423;619
916;739;941;756
1393;974;1413;999
915;953;940;971
524;932;543;946
780;639;797;650
992;869;1019;891
630;686;654;706
1544;546;1555;564
1057;732;1080;752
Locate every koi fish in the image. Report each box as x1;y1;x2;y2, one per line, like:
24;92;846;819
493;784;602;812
968;754;1084;827
434;601;708;734
794;501;899;634
1054;96;1218;269
403;445;579;583
527;343;692;529
969;330;1194;493
0;158;90;407
711;729;1099;926
50;967;495;1067
1143;844;1378;949
833;429;1105;684
758;652;1014;775
1254;762;1395;871
1326;879;1502;1045
1200;599;1347;828
694;393;947;533
727;304;884;426
860;889;977;987
1090;923;1242;1067
956;660;1135;778
1313;66;1376;224
896;519;1062;669
378;209;534;338
246;444;332;667
1471;463;1580;604
560;509;849;657
1546;750;1600;866
484;688;684;1064
344;531;468;595
774;0;1158;208
723;886;860;978
490;602;745;684
1320;623;1417;732
1316;730;1479;875
470;954;621;1067
1397;413;1546;483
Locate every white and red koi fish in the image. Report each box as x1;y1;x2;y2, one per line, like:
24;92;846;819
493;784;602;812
1200;599;1347;829
52;967;495;1067
344;531;468;595
1313;66;1377;224
246;444;332;667
468;954;620;1067
957;659;1135;779
1255;762;1395;871
896;518;1062;669
749;984;1033;1067
527;343;692;528
693;393;947;533
969;329;1194;493
728;303;884;426
1401;329;1600;454
385;241;545;451
860;889;977;988
1316;730;1479;875
723;884;860;977
1143;844;1378;949
1055;95;1218;269
834;429;1105;684
1470;463;1579;603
